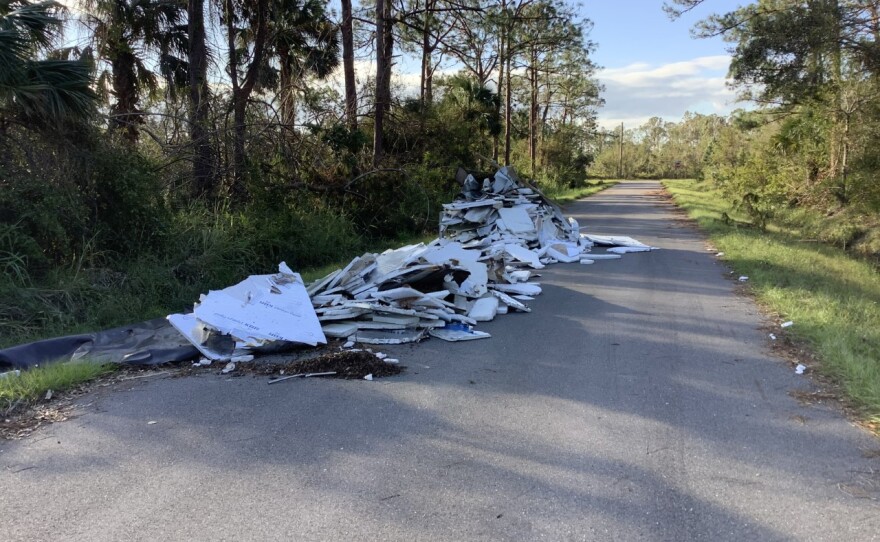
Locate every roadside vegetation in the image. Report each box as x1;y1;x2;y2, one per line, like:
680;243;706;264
666;180;880;424
1;0;602;350
0;362;114;414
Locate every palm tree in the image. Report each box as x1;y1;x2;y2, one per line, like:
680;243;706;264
270;0;339;127
0;0;96;124
86;0;188;142
444;74;501;139
221;0;337;200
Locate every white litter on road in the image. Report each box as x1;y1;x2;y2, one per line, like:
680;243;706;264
607;246;654;254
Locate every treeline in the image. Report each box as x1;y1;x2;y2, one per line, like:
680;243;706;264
674;0;880;243
590;113;725;179
0;0;600;343
595;1;880;256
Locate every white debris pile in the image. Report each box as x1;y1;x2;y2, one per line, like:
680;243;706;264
167;262;327;361
439;166;578;249
167;166;658;356
307;166;652;344
307;239;544;344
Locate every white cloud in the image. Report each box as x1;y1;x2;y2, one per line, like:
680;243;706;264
597;55;742;130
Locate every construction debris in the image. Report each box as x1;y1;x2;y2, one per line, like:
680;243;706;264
164;166;657;362
168;262;326;361
429;324;491;342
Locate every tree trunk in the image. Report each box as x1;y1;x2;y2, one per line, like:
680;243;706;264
540;92;550;169
225;0;241;198
501;0;512;165
373;0;387;165
341;0;357;130
382;0;393;115
830;0;843;180
493;23;505;162
110;48;141;144
188;0;214;200
504;51;512;165
279;45;295;127
420;0;435;106
528;47;537;178
232;99;248;200
420;1;429;104
226;0;268;201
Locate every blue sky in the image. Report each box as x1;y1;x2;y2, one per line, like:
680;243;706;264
584;0;747;128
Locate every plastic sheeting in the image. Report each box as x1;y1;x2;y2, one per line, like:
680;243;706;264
0;318;199;370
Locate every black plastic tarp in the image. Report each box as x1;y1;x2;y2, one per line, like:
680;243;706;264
0;318;199;370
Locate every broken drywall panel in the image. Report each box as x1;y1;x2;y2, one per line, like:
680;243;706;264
497;207;537;236
443;199;501;210
490;282;543;296
351;329;427;345
372;287;426;303
192;263;326;347
545;246;581;263
322;322;360;338
490;289;531;312
581;253;622;260
374;243;427;276
585;234;652;248
167;313;230;361
506;270;532;283
429;325;491;342
468;297;500;322
371;313;421;326
307;269;341;296
503;244;544;269
464;206;497;223
607;246;653;254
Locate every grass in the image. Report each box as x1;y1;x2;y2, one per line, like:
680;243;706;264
664;179;880;424
0;362;114;414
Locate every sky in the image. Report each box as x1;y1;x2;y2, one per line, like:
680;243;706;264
583;0;747;129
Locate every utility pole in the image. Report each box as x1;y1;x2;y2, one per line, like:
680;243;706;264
617;122;624;179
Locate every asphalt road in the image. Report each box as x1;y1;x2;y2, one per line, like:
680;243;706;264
3;181;879;541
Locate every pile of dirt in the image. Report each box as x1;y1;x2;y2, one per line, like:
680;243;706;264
252;350;404;380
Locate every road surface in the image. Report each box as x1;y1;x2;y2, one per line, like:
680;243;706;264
2;181;878;541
